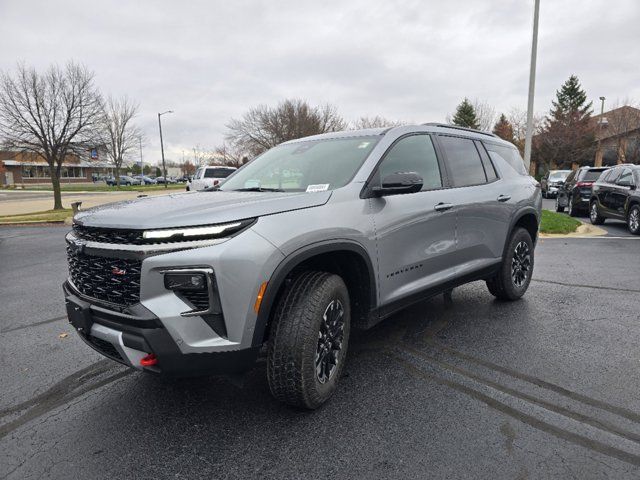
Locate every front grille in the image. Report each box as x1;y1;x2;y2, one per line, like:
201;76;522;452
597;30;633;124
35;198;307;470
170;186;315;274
67;245;141;306
85;334;123;361
73;224;146;245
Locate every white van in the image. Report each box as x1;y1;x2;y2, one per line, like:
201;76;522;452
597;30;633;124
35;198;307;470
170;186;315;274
187;166;237;191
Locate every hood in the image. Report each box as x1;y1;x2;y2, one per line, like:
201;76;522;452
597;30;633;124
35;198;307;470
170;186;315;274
74;190;332;229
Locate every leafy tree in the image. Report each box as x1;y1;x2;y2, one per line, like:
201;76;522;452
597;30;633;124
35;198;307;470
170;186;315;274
451;98;480;129
492;114;515;143
225;99;346;157
536;75;595;169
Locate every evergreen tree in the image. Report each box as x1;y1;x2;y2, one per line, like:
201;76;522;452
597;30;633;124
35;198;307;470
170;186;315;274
536;75;596;169
492;114;515;143
451;98;480;129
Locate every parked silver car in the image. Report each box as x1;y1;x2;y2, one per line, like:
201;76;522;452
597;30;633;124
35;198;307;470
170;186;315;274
64;123;541;408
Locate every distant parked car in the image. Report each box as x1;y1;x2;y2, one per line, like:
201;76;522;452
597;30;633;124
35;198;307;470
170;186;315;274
135;175;157;185
556;166;609;216
105;175;141;186
155;176;177;184
187;166;237;191
541;170;571;198
590;164;640;234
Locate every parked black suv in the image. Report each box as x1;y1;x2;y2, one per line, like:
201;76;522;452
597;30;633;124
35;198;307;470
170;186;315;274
589;164;640;234
556;166;609;216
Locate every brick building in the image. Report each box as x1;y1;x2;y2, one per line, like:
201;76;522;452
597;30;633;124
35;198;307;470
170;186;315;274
0;148;114;186
593;105;640;166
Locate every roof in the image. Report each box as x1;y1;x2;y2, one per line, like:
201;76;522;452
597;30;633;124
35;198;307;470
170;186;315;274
281;124;514;147
2;159;113;168
593;105;640;140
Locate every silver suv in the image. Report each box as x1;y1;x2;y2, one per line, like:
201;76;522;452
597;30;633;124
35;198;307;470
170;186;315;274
63;123;541;409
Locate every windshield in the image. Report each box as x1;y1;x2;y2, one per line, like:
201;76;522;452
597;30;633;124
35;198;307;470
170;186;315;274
549;171;570;180
220;136;380;192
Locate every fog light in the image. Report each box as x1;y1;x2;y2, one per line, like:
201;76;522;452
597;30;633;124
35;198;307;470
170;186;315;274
164;273;207;291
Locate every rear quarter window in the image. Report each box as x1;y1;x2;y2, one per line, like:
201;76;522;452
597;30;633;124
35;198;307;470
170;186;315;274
484;143;528;175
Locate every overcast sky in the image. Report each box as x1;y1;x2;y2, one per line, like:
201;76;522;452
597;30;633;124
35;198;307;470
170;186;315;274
1;0;639;165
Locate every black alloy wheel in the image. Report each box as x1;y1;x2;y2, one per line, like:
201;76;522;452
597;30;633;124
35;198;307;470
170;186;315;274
315;299;345;384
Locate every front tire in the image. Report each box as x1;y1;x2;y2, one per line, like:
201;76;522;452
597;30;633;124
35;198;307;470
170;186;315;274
267;271;351;409
628;205;640;235
590;201;606;225
486;227;534;301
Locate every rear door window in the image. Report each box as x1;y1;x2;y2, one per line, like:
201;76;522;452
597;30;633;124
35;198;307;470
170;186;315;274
617;169;634;186
438;136;487;187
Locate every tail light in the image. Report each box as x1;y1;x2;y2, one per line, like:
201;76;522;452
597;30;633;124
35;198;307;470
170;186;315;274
213;180;219;186
575;181;593;188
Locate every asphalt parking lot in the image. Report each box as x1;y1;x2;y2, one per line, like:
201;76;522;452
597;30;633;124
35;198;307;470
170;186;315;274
1;225;640;479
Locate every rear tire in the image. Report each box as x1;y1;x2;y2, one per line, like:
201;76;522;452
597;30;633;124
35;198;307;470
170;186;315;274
555;196;565;213
267;271;351;409
628;205;640;235
568;196;577;217
590;201;605;225
486;227;534;301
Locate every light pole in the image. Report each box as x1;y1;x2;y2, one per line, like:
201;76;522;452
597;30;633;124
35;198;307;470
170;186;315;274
596;96;606;166
524;0;540;175
158;110;174;188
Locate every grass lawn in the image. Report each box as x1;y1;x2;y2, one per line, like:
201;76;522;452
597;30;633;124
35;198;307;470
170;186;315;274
1;183;185;192
0;208;73;224
539;209;582;234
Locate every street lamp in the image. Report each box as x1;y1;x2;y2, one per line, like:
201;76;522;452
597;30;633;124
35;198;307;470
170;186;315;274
158;110;174;188
596;96;606;166
524;0;540;175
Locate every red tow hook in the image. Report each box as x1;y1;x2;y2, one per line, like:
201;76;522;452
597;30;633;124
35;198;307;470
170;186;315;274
140;353;158;367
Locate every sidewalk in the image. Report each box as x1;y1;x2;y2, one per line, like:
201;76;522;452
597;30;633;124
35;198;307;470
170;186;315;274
0;189;176;216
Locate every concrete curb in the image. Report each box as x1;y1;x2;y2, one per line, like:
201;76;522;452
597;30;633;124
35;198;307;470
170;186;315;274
540;222;608;238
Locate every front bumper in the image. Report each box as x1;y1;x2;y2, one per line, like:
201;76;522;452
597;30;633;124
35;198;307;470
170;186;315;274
63;281;260;376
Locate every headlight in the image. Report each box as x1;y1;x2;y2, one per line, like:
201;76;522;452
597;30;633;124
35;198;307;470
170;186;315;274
142;219;254;242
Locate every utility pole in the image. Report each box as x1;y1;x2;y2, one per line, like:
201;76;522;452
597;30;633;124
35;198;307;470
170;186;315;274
158;110;174;188
524;0;540;175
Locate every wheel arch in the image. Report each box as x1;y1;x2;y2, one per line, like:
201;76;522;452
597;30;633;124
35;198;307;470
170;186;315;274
252;240;377;346
503;208;539;258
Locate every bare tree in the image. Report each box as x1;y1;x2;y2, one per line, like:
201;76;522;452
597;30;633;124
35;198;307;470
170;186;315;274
472;99;497;132
0;62;103;209
350;116;404;129
214;142;248;167
225;99;346;157
100;95;141;186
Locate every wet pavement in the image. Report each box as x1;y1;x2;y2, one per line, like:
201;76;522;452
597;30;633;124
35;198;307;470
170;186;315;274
1;226;639;479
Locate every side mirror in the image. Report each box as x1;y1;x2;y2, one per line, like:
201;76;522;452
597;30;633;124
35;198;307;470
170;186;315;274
372;172;423;197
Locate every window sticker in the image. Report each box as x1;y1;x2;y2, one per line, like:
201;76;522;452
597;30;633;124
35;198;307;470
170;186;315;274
244;179;261;189
306;184;330;193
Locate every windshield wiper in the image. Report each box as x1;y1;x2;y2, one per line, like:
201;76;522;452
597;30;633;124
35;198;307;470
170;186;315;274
232;187;285;192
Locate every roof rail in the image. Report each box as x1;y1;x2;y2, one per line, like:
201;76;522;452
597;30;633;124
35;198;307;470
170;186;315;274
423;122;499;138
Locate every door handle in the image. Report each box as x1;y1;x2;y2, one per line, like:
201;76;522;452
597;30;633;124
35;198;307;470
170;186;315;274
497;195;511;202
434;202;453;212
